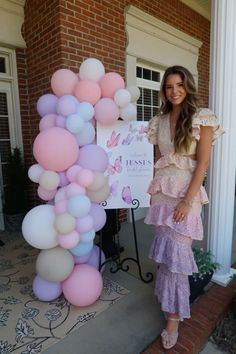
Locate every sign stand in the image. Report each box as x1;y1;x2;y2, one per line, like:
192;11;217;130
98;200;153;283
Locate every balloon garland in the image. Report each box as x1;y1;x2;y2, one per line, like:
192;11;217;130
22;58;140;306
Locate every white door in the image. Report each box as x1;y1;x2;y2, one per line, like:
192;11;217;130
0;81;15;230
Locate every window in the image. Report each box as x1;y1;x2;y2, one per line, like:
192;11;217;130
0;58;6;73
136;65;164;121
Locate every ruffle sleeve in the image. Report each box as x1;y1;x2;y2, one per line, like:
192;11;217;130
145;115;160;145
192;108;225;145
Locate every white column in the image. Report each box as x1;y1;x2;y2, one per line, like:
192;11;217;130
207;0;236;286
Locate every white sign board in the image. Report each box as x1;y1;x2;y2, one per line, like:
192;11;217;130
97;121;153;209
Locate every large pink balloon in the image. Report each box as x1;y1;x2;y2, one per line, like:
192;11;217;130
37;94;58;117
94;98;119;125
33;127;79;172
89;203;106;231
51;69;78;96
74;80;101;105
99;72;125;98
62;264;103;306
77;144;109;172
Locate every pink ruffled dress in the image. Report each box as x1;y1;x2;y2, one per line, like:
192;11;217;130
144;108;224;320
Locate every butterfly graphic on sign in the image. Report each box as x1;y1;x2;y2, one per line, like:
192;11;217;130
109;180;119;198
122;133;134;145
106;130;120;149
107;156;122;175
122;186;132;204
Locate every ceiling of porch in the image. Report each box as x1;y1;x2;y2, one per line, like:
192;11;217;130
180;0;211;20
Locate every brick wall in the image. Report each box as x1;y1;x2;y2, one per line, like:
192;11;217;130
20;0;210;212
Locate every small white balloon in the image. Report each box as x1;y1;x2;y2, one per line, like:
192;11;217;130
67;194;91;218
22;205;57;249
120;103;137;121
28;164;44;183
114;89;131;108
54;186;67;203
79;58;105;82
39;170;60;191
80;229;95;243
126;85;140;102
75;122;95;146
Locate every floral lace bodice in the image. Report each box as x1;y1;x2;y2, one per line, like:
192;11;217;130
146;108;224;156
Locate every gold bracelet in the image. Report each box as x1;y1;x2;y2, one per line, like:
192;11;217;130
182;199;193;207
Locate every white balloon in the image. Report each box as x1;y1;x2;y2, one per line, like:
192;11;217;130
39;170;60;191
120;103;137;121
77;102;95;121
86;172;108;191
114;89;131;108
86;182;110;203
22;205;57;249
79;58;105;82
126;85;140;102
75;122;95;146
28;164;44;183
66;113;84;134
80;229;95;243
54;213;76;234
36;247;74;282
67;194;91;218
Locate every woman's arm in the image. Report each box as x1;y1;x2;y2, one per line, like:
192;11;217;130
173;126;214;223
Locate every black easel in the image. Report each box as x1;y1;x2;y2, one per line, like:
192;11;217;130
98;199;153;283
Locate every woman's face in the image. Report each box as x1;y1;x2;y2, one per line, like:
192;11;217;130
164;74;187;107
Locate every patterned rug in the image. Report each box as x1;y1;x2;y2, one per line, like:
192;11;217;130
0;239;129;354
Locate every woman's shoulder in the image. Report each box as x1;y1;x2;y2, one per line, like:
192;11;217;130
192;107;225;144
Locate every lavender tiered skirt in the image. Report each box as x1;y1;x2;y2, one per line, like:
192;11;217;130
144;153;209;321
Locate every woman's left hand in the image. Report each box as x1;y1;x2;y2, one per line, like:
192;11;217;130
173;200;191;224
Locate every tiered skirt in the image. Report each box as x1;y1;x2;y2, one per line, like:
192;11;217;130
144;154;208;321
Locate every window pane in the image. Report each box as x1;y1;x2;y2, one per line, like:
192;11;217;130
143;68;151;80
144;106;152;120
0;116;10;139
143;88;151;105
137;87;143;104
0;58;6;73
0;141;11;163
136;66;142;78
152;90;159;107
137;105;143;121
0;93;8;115
152;71;160;82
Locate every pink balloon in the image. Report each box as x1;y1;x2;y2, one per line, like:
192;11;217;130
39;114;57;131
51;69;78;96
56;95;78;117
33;275;62;301
65;182;85;198
66;165;82;182
62;264;103;306
57;230;80;249
55;115;66;128
94;98;119;125
33;127;79;172
99;72;125;98
37;186;57;201
76;169;94;187
89;203;107;231
76;215;94;233
77;144;109;172
74;80;101;105
54;199;68;215
37;94;58;117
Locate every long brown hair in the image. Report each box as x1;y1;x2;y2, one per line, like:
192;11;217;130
159;65;199;153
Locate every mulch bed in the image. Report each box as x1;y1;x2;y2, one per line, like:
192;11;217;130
211;303;236;353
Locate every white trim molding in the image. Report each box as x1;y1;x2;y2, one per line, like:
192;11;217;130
0;0;26;48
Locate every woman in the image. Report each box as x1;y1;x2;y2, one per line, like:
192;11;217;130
144;65;224;349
